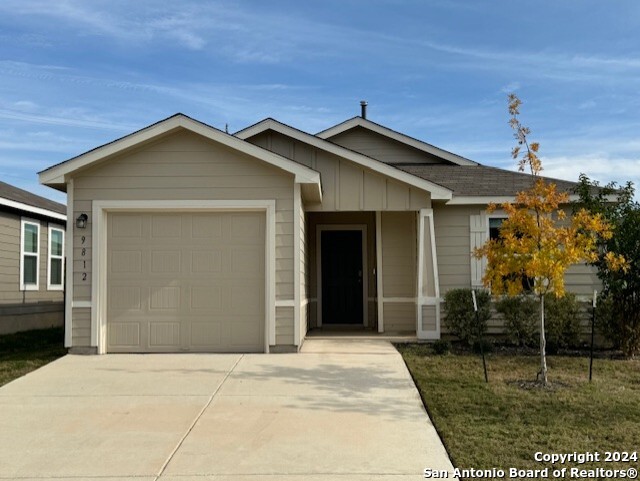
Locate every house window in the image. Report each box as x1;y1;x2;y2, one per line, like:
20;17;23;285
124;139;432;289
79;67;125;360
489;217;533;291
48;227;64;290
489;217;505;242
20;219;40;290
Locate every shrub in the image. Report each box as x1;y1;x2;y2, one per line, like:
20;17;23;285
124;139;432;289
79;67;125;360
544;292;582;351
495;295;538;346
443;288;491;345
597;292;640;358
472;338;494;354
432;339;451;355
574;175;640;358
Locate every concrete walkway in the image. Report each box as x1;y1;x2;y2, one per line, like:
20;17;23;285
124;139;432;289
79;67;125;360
0;339;456;480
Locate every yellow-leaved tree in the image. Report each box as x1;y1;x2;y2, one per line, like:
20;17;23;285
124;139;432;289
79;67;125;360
474;94;626;385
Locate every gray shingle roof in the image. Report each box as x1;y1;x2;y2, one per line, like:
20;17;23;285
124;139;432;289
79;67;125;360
0;181;66;215
395;164;579;197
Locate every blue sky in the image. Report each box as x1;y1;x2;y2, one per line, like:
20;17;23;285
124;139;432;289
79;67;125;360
1;0;639;204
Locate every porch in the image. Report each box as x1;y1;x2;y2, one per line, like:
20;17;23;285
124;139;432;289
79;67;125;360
302;210;440;340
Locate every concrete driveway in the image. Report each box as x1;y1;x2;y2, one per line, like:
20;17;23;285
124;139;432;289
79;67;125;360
0;339;456;480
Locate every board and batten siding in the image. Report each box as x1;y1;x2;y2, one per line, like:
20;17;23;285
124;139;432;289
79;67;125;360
325;126;445;165
246;131;431;212
70;130;295;348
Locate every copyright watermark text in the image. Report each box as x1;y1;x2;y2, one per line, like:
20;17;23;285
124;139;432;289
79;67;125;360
424;450;638;479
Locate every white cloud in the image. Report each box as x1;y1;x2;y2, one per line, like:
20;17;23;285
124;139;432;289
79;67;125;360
501;82;521;93
0;108;136;131
540;155;640;187
12;100;38;110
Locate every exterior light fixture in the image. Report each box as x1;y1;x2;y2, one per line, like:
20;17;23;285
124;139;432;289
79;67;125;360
76;213;88;229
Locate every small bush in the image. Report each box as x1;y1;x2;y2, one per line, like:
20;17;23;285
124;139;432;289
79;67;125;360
444;288;491;345
432;340;451;355
495;295;538;346
544;293;581;350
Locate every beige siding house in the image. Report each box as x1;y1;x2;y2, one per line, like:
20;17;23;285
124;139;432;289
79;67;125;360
39;112;597;354
0;181;66;334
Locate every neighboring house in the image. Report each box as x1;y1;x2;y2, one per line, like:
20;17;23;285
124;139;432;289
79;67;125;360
38;110;597;354
0;181;66;334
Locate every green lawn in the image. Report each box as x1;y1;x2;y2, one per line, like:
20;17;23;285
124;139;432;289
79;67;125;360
398;344;640;479
0;327;66;387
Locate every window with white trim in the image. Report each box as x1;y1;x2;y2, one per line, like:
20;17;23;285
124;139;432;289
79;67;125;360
48;226;64;290
20;219;40;290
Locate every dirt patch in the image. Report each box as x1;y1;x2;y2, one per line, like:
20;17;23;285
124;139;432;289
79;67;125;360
506;379;572;391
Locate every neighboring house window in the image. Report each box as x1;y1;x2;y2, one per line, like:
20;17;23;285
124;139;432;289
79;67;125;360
20;219;40;290
489;217;533;291
48;226;64;290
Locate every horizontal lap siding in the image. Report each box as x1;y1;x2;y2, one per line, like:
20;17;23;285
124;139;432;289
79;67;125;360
383;302;415;332
299;200;308;339
434;205;479;295
0;211;64;304
381;212;416;298
435;204;603;339
380;212;417;334
71;130;295;347
72;307;91;346
565;262;601;297
434;204;602;297
276;306;294;345
422;305;437;332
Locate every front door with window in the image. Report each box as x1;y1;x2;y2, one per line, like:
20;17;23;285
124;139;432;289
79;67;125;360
320;230;363;324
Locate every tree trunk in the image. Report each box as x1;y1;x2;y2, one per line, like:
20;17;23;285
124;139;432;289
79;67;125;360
539;294;548;385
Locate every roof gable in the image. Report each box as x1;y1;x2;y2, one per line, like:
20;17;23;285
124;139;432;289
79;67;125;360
235;118;453;200
39;114;321;201
316;117;478;166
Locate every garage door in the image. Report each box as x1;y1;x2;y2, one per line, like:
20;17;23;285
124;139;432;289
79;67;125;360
106;211;265;353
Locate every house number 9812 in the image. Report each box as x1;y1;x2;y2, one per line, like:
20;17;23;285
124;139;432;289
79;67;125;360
81;236;87;282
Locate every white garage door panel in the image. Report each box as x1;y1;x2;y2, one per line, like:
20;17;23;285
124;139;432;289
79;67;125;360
107;212;265;353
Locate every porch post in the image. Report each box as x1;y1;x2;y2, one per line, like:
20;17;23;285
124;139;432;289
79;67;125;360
416;208;441;339
375;211;384;333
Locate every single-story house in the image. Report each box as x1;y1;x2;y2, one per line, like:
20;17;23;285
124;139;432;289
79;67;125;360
39;108;597;354
0;181;66;334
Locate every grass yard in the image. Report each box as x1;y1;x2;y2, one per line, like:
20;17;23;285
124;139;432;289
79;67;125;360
398;344;640;479
0;327;66;387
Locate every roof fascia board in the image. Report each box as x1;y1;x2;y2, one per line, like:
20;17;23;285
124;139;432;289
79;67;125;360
446;196;517;205
317;117;477;166
0;197;66;221
39;115;321;187
446;193;612;205
236;119;453;200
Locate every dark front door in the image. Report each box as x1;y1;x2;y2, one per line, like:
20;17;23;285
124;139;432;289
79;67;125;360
321;230;363;324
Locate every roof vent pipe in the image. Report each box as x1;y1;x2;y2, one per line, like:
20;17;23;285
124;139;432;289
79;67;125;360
360;100;368;119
